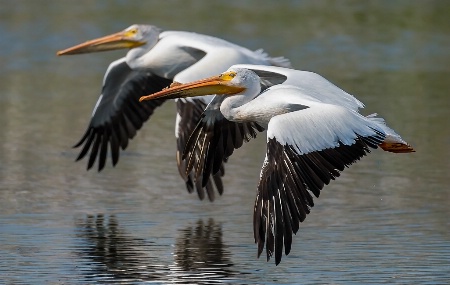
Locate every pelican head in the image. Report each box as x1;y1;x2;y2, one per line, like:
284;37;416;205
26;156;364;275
57;24;161;56
139;67;261;101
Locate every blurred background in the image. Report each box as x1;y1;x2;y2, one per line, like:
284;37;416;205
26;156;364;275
0;1;449;284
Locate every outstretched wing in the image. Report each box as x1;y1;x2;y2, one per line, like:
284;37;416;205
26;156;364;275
254;103;386;265
182;95;265;196
176;98;227;201
74;58;172;171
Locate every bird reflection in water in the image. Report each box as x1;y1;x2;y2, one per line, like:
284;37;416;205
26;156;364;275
170;219;235;281
74;214;236;284
74;214;165;282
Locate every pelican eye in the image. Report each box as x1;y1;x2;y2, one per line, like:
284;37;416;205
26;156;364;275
220;71;237;81
126;28;138;36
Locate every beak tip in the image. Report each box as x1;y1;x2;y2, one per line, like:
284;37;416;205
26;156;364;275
56;49;70;56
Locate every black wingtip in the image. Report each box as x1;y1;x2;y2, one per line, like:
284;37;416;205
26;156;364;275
73;128;90;148
275;258;281;266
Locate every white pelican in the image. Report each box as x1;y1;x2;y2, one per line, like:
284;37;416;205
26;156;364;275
139;64;415;265
57;24;290;201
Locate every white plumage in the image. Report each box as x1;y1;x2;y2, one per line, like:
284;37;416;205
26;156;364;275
57;25;290;201
140;64;415;265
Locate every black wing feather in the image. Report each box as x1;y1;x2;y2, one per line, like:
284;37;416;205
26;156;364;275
74;59;172;171
254;131;385;265
182;106;265;193
176;99;230;202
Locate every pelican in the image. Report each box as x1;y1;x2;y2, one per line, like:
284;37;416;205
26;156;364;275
139;64;415;265
57;24;290;201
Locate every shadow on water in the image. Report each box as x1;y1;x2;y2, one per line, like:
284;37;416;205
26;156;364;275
74;215;237;284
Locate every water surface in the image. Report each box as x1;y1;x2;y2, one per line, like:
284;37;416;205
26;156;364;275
1;1;449;284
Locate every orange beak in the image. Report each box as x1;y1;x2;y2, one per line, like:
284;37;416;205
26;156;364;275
57;31;145;56
139;75;245;101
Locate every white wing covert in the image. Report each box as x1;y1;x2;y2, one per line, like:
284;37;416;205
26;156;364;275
233;64;365;111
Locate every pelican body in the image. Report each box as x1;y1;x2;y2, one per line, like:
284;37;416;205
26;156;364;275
140;64;415;265
57;25;290;201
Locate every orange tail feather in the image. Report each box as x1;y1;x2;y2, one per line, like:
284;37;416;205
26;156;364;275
379;142;415;153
